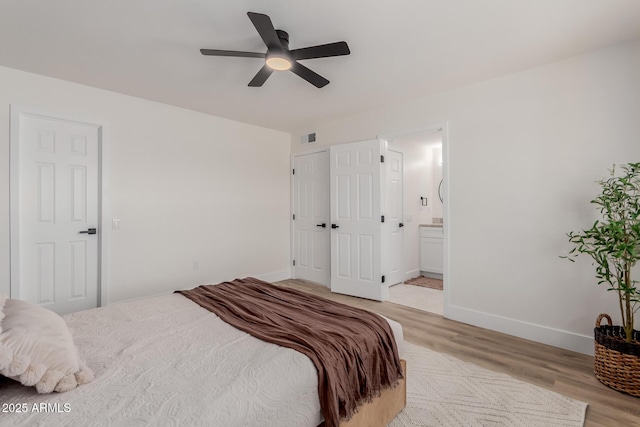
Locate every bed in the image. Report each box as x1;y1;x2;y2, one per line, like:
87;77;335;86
0;279;406;426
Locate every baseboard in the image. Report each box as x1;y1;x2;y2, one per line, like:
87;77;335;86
445;304;594;356
403;269;420;282
253;269;292;283
420;271;443;280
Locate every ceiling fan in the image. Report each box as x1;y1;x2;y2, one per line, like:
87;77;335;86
200;12;350;88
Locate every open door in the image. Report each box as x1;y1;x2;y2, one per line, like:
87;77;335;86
329;139;387;301
385;148;404;286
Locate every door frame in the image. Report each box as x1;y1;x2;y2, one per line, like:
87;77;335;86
378;122;450;316
9;105;111;307
290;147;330;285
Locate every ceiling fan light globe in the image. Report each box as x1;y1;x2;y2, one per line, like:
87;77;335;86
266;55;292;71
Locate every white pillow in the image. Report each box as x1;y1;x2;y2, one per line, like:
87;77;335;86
0;294;93;393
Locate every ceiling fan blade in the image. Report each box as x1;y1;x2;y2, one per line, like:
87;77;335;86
248;65;274;87
247;12;282;51
200;49;265;58
290;62;329;88
290;42;350;61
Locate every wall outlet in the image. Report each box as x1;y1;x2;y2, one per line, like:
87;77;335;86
112;218;120;230
192;261;199;271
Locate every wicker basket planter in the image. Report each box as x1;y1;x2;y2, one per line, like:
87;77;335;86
594;314;640;397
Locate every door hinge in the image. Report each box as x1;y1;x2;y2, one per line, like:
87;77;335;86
382;275;386;283
380;155;385;163
293;214;295;220
292;168;295;175
293;260;296;266
381;215;385;223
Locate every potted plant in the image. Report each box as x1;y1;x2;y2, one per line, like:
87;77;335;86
564;162;640;397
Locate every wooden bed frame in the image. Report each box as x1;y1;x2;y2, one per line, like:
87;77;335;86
340;359;407;427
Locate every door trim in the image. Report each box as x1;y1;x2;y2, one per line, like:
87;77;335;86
9;105;110;307
290;147;330;286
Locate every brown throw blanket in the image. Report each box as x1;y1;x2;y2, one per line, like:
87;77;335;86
176;277;403;427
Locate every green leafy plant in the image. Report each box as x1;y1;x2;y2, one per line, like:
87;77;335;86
563;163;640;343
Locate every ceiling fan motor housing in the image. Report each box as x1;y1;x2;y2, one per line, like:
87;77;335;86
275;30;290;50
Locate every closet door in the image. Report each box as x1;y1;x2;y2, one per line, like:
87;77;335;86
329;140;387;301
13;113;100;314
293;151;330;286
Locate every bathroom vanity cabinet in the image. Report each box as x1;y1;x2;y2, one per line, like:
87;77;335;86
419;226;443;275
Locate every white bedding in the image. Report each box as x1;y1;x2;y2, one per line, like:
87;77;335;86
0;294;404;426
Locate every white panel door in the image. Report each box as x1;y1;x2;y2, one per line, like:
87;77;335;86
385;149;404;286
293;151;330;286
16;115;99;314
329;140;386;301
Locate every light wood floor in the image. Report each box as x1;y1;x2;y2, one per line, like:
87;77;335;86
276;279;640;427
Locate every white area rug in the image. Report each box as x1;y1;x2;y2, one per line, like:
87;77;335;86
389;342;588;427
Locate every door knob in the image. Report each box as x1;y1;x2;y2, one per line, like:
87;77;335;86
316;223;327;228
79;228;97;235
331;224;339;229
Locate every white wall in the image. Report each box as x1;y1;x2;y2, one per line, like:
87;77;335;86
292;39;640;355
0;66;291;303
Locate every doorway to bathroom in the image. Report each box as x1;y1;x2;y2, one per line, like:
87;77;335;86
380;126;445;315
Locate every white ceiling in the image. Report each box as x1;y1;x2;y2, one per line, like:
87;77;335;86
2;1;640;132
